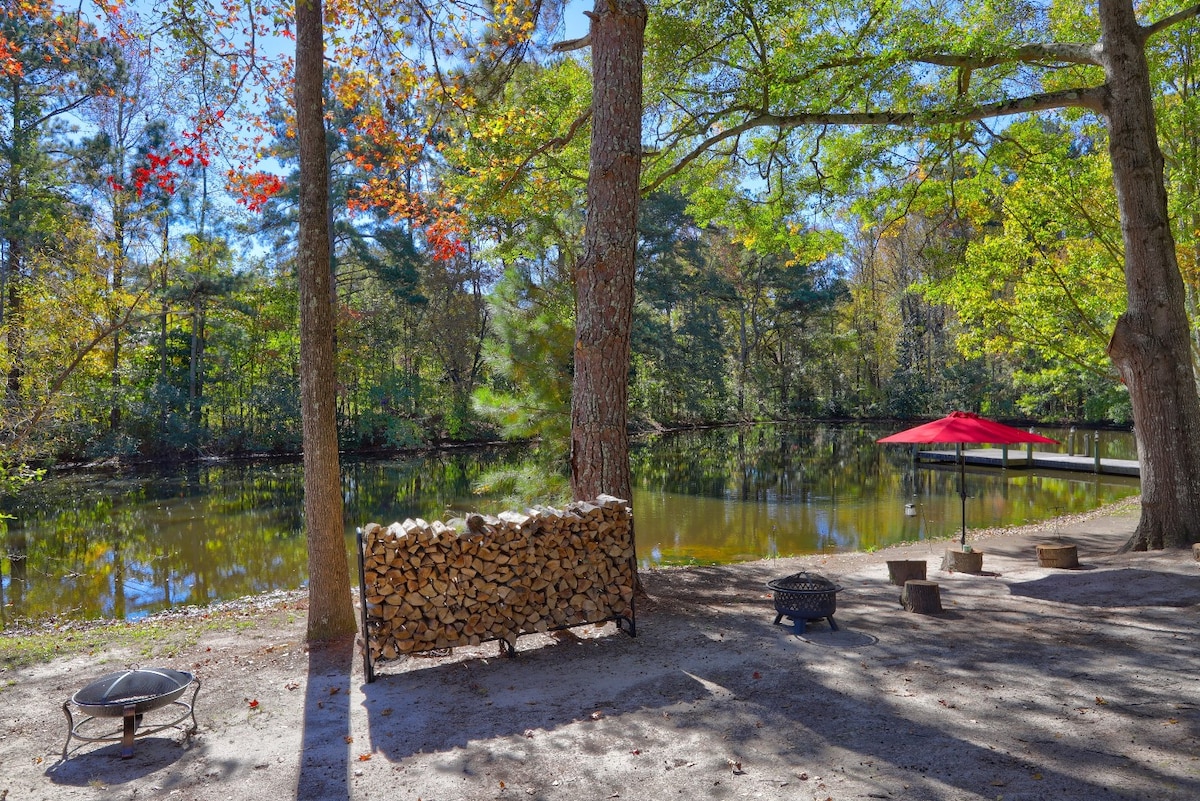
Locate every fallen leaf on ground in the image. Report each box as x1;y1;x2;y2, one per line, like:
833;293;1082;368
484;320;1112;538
247;699;259;709
591;710;605;720
358;753;371;761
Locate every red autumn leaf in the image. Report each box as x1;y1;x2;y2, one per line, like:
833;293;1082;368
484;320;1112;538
248;699;259;709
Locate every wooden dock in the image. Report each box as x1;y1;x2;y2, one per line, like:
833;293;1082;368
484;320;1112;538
915;448;1140;477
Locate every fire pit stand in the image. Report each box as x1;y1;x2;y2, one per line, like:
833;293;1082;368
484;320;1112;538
767;571;843;634
62;668;199;759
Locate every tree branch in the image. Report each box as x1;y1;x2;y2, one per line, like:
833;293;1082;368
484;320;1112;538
1143;3;1200;41
493;107;593;199
7;293;153;453
552;33;591;53
909;42;1102;69
644;87;1104;194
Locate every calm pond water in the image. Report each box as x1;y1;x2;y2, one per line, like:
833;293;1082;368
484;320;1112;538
0;424;1138;627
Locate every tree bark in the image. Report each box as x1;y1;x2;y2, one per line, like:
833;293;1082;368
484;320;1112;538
1100;0;1200;550
900;580;943;614
569;0;647;503
296;0;357;640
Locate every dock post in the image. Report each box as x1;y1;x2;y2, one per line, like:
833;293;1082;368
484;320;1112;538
1094;431;1101;473
1026;430;1034;462
1001;444;1008;468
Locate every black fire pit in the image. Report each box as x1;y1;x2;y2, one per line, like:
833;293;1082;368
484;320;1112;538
767;571;842;634
62;668;199;759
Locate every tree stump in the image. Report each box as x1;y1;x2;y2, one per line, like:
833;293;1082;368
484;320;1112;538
886;559;927;586
942;548;984;574
1036;543;1080;569
901;580;943;614
1192;543;1200;562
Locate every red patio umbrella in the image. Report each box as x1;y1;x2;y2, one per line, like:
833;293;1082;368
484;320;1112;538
877;411;1059;546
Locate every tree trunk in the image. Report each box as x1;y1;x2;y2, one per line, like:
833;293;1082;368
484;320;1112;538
1100;0;1200;550
188;302;205;432
296;0;357;641
569;0;647;503
3;236;21;409
110;204;125;433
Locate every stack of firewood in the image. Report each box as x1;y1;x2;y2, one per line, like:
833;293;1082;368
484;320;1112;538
360;495;634;661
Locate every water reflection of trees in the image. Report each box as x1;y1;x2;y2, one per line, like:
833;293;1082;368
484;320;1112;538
630;424;1139;565
1;449;523;627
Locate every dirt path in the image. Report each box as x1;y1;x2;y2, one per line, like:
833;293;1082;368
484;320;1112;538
3;502;1199;800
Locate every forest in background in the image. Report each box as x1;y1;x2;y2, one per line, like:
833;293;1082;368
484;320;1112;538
9;0;1198;474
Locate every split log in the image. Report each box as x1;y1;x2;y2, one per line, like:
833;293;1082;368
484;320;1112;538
942;548;983;574
886;559;927;586
900;580;943;614
1035;543;1079;569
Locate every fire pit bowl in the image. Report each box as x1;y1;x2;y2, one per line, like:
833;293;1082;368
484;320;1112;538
62;668;199;759
767;571;842;634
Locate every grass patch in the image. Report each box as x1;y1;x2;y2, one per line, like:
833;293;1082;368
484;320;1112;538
1;594;307;673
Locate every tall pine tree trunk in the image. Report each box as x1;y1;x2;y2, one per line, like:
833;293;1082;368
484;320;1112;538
569;0;647;503
1100;0;1200;549
296;0;356;640
110;207;125;433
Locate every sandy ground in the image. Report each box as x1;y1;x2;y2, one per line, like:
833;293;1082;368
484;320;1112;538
3;501;1199;801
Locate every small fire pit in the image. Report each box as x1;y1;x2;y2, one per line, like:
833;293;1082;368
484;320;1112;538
767;571;842;634
62;668;199;759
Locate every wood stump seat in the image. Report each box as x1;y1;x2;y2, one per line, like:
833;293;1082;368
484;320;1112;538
942;548;983;574
1036;543;1079;569
900;580;942;614
886;559;927;586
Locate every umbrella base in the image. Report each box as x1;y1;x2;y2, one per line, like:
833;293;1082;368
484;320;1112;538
942;547;983;574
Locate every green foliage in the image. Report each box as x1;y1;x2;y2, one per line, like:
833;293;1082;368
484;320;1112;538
915;120;1126;418
471;459;570;509
475;263;574;444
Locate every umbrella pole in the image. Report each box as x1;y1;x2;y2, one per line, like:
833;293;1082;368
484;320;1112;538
959;451;967;547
